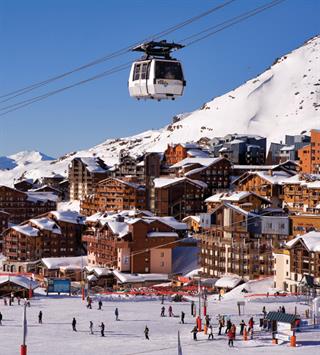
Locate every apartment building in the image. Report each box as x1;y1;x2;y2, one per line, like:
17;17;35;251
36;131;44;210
197;202;289;279
163;143;209;166
274;231;320;292
151;177;207;220
110;151;145;184
0;186;57;224
68;157;109;201
82;212;187;274
2;210;86;273
298;129;320;174
80;177;146;216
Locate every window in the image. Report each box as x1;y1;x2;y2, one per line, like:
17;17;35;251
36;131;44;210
133;64;141;81
160;261;165;267
155;61;183;80
160;252;164;257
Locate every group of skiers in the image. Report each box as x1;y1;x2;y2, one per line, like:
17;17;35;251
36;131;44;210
160;305;175;317
71;307;120;337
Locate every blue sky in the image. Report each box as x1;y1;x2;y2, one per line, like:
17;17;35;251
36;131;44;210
0;0;319;157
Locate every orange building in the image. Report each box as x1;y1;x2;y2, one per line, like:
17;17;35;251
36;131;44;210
298;129;320;174
290;214;320;238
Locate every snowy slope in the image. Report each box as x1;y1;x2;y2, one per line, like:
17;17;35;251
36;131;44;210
0;35;319;186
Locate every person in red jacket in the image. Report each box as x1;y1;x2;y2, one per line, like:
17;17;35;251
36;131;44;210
227;328;235;347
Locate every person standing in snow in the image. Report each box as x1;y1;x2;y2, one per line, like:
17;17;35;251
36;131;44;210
89;321;94;334
225;319;232;334
282;306;286;313
191;301;195;316
231;323;236;339
160;306;165;317
168;305;173;317
115;307;119;321
227;328;235;347
72;317;77;331
38;311;43;324
181;311;185;324
239;320;246;335
262;306;267;318
218;317;224;335
100;322;105;337
98;299;102;310
144;325;150;340
208;324;214;340
248;317;254;334
0;311;2;325
191;326;198;341
205;315;211;327
17;296;21;305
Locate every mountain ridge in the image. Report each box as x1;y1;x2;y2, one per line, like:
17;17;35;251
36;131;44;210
0;35;319;186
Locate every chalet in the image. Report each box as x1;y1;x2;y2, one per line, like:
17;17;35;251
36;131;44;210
164;143;209;166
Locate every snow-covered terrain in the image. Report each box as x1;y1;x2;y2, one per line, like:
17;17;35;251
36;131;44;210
0;281;318;355
1;35;319;186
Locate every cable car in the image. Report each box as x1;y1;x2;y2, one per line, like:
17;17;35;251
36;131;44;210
128;40;186;101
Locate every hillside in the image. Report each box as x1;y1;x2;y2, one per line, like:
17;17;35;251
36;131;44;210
0;35;319;186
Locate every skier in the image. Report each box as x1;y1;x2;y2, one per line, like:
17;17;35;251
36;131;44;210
248;317;254;334
89;321;94;334
87;298;92;309
191;301;195;316
191;326;198;341
225;319;232;334
98;299;102;310
205;314;211;327
115;307;119;321
72;317;77;331
262;306;267;318
208;324;214;340
168;305;173;317
144;325;150;340
218;317;224;335
160;306;165;317
0;311;2;325
227;328;235;347
100;322;105;337
239;320;246;335
181;311;185;324
38;311;43;324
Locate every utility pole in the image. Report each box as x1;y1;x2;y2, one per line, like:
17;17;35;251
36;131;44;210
21;302;27;355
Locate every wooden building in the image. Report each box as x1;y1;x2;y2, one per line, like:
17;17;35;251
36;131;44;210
68;157;109;201
2;210;86;273
152;177;207;220
0;186;57;224
80;177;146;216
233;171;291;208
83;213;187;274
274;231;320;292
290;214;320;237
163;143;208;166
197;203;289;280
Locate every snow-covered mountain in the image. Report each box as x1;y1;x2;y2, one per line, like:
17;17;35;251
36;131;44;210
1;35;319;186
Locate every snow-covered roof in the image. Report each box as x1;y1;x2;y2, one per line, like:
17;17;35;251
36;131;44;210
42;256;87;270
112;270;169;284
187;149;209;157
280;145;295;151
286;231;320;252
107;221;129;238
182;215;201;223
79;157;108;173
12;224;39;237
147;232;178;238
149;216;187;230
85;266;112;276
27;191;58;203
153;177;207;189
0;275;38;290
170;157;223;169
50;210;86;224
215;275;243;289
30;217;61;234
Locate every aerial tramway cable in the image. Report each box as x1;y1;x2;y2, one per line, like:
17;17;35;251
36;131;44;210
0;0;285;116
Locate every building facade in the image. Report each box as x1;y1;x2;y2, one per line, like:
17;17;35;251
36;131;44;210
298;129;320;174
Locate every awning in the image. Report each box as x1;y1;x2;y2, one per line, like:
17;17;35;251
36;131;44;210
266;312;297;324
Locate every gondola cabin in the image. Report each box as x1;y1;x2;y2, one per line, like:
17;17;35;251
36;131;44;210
128;41;186;101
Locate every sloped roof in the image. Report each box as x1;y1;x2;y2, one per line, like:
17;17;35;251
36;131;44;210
266;312;297;324
30;217;61;234
0;275;38;290
170;157;223;169
153;177;207;189
286;231;320;252
12;225;39;237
